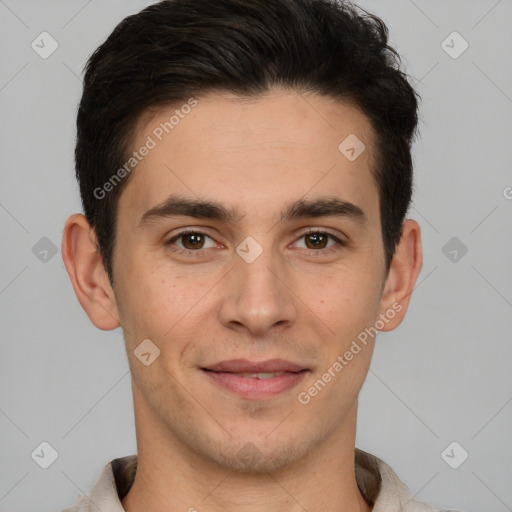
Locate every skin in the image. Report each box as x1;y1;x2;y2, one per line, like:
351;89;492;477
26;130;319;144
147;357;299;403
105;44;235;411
62;88;422;512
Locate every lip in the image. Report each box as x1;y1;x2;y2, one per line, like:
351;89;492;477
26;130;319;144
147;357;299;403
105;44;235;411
201;359;309;400
203;358;306;373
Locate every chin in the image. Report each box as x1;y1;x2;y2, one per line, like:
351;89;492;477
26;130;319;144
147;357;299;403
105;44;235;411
200;433;314;474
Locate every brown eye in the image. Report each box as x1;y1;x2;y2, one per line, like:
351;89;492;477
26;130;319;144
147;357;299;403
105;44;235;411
165;230;217;253
295;230;344;252
304;232;330;250
181;233;205;250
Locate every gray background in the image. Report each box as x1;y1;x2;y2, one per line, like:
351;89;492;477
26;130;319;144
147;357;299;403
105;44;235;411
1;1;511;511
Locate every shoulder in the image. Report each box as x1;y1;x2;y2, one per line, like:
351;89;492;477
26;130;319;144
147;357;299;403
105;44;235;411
59;455;137;512
355;448;457;512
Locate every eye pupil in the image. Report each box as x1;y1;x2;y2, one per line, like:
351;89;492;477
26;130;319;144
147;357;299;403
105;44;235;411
306;233;328;249
183;233;204;249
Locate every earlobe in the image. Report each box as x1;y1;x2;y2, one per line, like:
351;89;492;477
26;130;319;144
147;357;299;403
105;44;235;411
61;213;121;331
378;219;423;332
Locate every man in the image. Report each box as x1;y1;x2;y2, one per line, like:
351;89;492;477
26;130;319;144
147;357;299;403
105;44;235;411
61;0;445;510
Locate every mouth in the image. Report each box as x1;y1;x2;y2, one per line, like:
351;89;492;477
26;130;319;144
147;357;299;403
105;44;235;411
201;359;310;400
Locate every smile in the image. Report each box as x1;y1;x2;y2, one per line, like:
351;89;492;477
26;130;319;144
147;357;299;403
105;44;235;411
201;359;310;400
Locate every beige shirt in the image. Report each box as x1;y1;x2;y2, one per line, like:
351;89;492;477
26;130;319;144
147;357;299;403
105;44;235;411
61;448;447;512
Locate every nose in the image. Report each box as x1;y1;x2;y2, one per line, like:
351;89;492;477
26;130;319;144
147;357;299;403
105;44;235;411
218;244;298;337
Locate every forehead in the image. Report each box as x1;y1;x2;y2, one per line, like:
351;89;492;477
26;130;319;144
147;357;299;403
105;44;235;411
119;88;379;223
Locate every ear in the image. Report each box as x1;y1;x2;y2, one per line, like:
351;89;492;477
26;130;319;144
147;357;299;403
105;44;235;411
378;219;422;331
61;213;121;330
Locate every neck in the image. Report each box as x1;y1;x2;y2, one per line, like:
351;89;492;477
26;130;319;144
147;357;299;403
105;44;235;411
122;388;372;512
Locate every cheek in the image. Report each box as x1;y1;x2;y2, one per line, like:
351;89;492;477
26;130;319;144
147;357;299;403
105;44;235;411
116;257;216;345
113;256;171;340
297;260;383;335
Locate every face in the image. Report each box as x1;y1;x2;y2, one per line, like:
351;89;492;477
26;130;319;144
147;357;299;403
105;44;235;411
110;88;393;472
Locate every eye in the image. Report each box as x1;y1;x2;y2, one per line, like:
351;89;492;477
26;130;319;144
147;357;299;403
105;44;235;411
165;229;218;254
164;228;346;257
294;229;345;253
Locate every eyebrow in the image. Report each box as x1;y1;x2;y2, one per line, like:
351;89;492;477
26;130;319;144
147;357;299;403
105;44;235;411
138;194;366;228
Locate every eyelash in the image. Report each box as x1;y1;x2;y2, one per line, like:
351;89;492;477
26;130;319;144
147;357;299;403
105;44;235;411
164;228;346;256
